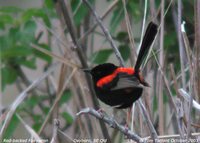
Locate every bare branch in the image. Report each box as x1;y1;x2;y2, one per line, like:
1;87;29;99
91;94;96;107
76;108;143;142
82;0;125;66
50;119;60;143
0;63;59;141
178;89;200;112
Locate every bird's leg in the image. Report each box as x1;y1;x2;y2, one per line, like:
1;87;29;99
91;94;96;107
126;106;132;125
96;108;105;119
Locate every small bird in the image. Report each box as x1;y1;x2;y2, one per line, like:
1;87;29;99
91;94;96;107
84;22;158;109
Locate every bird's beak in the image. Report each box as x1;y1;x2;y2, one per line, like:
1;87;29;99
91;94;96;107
82;68;91;74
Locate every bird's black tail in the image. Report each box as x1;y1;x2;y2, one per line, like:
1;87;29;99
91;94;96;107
134;22;158;71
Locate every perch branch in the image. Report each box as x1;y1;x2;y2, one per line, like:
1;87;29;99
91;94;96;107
76;108;142;142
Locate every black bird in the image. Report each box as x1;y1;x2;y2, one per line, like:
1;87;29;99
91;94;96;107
85;22;158;109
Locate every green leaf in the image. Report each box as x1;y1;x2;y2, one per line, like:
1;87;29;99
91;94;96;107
20;20;37;43
44;0;54;9
119;45;130;61
1;67;18;90
0;14;14;24
22;9;51;27
92;49;113;64
110;1;124;34
18;57;36;69
59;90;72;105
1;45;32;59
32;114;43;131
62;112;73;125
0;36;10;51
115;32;129;42
71;0;93;26
22;95;46;109
32;122;41;132
0;21;5;29
0;6;22;13
127;0;141;21
43;106;50;114
24;20;37;34
33;44;52;63
8;26;21;45
3;114;19;139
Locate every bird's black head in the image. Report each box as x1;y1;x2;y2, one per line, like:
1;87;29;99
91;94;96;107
84;63;118;82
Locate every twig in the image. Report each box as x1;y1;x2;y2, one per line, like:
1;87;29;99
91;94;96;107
0;63;58;140
78;0;119;43
175;98;185;139
158;0;164;135
38;68;77;135
76;108;143;142
138;100;158;142
143;0;174;68
122;0;137;64
56;0;111;141
82;0;125;66
194;0;200;102
178;89;200;112
181;21;193;139
33;17;68;49
144;132;200;140
31;43;79;68
57;129;74;142
151;50;185;137
50;119;60;143
138;0;148;52
16;114;44;143
170;64;182;99
178;0;186;90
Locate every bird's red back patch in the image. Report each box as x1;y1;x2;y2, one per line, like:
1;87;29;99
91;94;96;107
96;67;135;87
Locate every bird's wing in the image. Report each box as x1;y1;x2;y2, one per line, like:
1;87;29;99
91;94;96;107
110;73;143;91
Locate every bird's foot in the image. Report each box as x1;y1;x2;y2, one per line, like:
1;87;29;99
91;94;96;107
96;108;105;119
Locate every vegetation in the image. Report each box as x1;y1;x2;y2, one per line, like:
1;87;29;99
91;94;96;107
0;0;199;142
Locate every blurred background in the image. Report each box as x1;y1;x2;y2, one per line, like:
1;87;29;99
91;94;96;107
0;0;199;143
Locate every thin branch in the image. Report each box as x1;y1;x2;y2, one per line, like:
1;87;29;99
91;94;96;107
194;0;200;102
177;0;186;89
181;22;194;139
138;100;158;141
151;51;185;138
38;68;77;135
31;43;79;68
56;1;111;141
178;89;200;112
139;0;148;52
76;108;143;142
50;119;60;143
144;132;200;140
0;63;58;140
79;0;119;43
122;0;137;64
57;129;74;142
16;114;44;143
158;0;164;135
143;0;174;68
82;0;125;66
